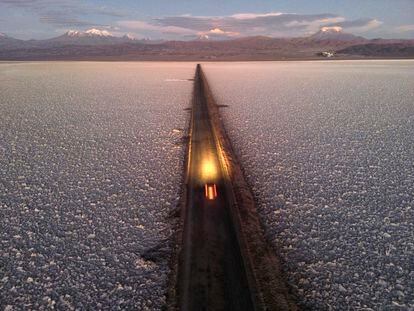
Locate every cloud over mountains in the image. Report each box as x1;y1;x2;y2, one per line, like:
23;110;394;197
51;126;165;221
118;13;381;39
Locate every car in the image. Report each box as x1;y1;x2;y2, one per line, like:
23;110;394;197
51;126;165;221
204;183;218;200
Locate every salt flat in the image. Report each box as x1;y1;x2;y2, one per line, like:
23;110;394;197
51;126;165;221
0;62;194;309
204;60;414;310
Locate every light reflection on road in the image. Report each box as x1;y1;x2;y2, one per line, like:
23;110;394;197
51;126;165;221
200;155;218;182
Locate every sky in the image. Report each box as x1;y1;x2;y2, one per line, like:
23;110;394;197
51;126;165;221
0;0;413;40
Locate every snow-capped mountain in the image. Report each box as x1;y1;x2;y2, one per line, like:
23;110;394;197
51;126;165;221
310;27;366;42
47;28;136;45
123;34;136;40
197;34;210;41
65;29;114;38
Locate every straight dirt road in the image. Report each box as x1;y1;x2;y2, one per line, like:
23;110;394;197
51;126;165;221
178;64;255;310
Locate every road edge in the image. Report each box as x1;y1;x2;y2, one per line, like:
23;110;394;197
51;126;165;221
165;83;194;311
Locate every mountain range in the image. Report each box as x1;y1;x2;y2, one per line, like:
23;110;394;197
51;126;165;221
1;28;413;60
0;29;145;49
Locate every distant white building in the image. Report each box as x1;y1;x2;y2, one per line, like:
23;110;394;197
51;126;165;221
320;51;335;57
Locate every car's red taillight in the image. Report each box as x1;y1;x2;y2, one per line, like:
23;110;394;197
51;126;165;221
205;184;217;200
